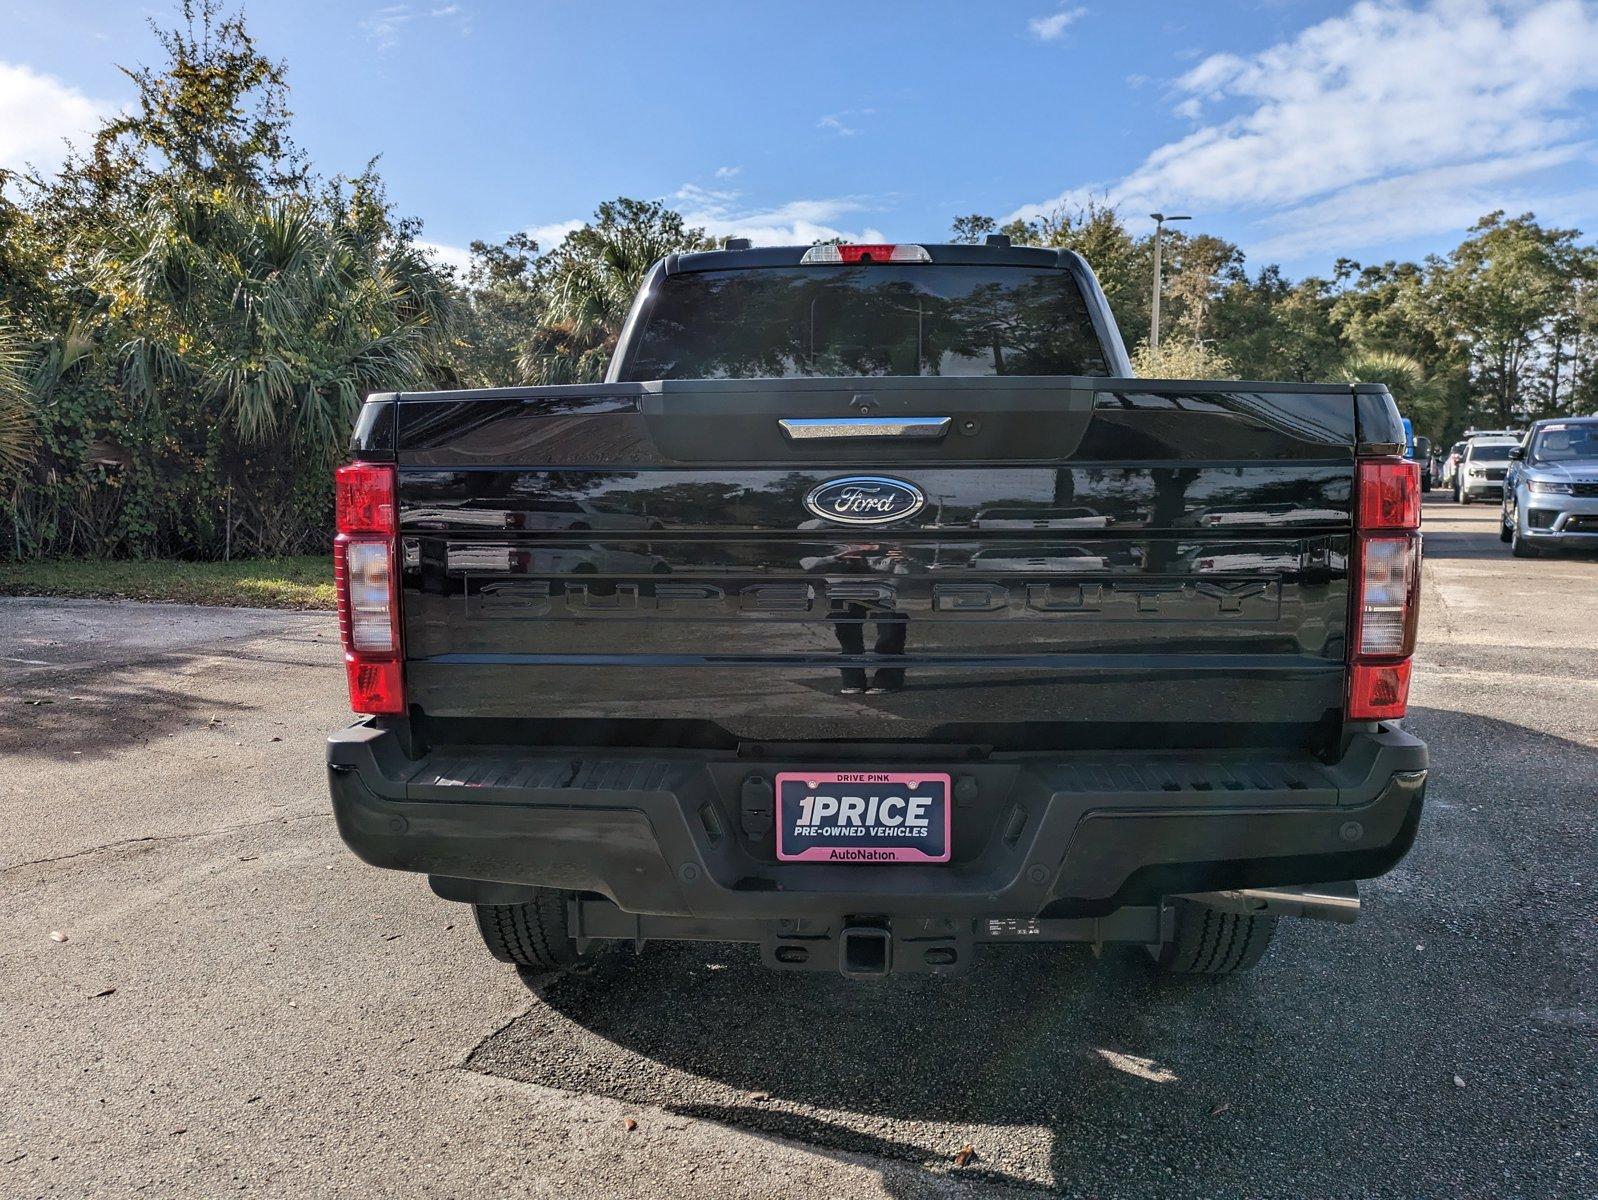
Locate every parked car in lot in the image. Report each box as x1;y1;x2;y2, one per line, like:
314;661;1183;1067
1400;419;1432;492
1440;440;1468;490
1454;436;1519;503
327;239;1427;982
1500;417;1598;557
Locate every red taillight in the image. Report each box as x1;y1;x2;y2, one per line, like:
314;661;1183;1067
1349;661;1412;721
1348;458;1421;720
837;244;896;264
1357;458;1420;530
344;657;404;715
335;462;403;715
799;243;932;264
336;461;396;536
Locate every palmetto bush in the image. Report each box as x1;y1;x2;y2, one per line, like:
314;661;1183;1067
104;186;447;456
3;184;454;559
1;4;454;561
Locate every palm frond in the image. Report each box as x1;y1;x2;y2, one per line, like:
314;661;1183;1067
0;317;37;475
85;184;458;454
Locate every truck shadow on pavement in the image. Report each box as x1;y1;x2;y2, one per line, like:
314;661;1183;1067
466;707;1594;1197
1;650;251;762
486;941;1196;1194
0;600;333;762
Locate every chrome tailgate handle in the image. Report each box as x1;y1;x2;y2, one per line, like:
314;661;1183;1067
778;416;951;441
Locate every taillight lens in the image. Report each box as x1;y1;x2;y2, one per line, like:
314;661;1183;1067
1357;458;1420;529
336;461;395;535
335;462;403;715
799;243;932;264
1349;661;1412;721
1348;457;1422;720
344;657;404;716
1354;535;1421;656
344;540;397;653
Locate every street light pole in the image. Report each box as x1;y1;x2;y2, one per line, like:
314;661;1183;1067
1148;212;1190;353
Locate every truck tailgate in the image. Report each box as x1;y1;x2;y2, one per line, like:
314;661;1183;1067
390;377;1357;751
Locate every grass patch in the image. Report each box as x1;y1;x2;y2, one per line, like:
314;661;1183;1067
0;556;336;610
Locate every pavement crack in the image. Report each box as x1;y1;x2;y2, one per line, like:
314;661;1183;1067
461;1001;539;1071
1421;566;1460;645
0;811;328;874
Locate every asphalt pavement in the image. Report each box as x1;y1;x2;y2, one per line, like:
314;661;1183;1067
2;495;1594;1197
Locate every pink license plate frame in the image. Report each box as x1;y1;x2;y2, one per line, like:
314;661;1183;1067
774;771;952;863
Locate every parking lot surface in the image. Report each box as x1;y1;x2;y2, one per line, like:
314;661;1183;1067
2;496;1594;1197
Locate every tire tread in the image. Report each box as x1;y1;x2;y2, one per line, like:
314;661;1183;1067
473;890;581;969
1153;899;1277;975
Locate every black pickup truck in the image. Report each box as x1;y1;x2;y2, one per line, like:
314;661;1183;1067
327;239;1427;980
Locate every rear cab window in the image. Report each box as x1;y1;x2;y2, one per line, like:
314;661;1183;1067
621;264;1111;381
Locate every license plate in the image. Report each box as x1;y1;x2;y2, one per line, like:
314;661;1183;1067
774;771;951;863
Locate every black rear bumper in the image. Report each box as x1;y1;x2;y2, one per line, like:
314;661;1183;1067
327;723;1427;922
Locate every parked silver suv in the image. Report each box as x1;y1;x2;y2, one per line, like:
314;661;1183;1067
1500;417;1598;558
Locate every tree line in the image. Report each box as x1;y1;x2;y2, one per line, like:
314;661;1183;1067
2;2;1595;560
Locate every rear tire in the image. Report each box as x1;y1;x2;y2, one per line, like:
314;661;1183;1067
474;890;585;970
1148;899;1277;975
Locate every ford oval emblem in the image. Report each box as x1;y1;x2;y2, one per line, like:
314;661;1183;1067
804;476;925;526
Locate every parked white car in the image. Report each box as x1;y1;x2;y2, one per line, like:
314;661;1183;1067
1454;437;1519;504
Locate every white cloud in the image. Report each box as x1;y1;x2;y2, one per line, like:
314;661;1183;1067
1005;183;1103;231
416;239;475;276
1009;0;1598;261
1028;5;1088;42
0;61;115;177
421;219;598;266
673;185;887;245
713;165;742;179
818;108;875;137
1130;0;1598;209
673;183;738;207
361;4;471;50
526;218;584;248
1248;146;1598;259
515;191;886;251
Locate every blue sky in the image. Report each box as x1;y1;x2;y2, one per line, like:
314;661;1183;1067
4;0;1597;278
